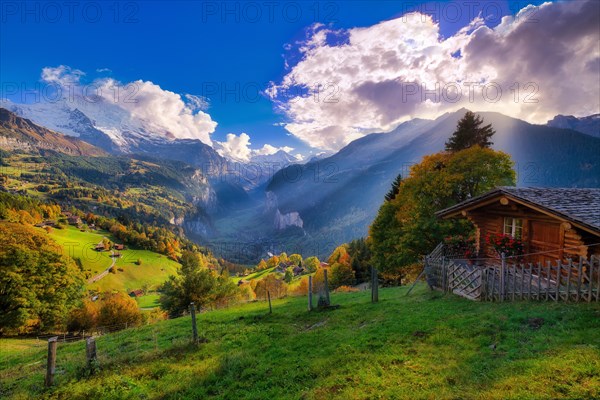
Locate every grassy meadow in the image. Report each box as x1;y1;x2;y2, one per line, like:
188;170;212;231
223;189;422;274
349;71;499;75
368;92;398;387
47;226;180;293
1;284;599;399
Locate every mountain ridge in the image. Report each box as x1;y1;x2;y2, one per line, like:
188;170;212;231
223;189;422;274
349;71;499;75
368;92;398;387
546;114;600;138
0;108;106;156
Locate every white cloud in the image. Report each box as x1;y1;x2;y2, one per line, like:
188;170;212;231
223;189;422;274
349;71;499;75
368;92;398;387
214;133;253;161
40;69;217;144
214;132;296;162
41;65;85;86
184;94;209;111
270;0;600;151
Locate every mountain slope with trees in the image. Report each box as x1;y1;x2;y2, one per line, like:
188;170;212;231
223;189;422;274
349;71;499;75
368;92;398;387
369;113;515;277
264;109;600;257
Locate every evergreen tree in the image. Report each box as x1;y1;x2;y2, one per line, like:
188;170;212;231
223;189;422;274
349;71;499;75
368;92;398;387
445;111;495;152
159;251;238;316
384;174;402;201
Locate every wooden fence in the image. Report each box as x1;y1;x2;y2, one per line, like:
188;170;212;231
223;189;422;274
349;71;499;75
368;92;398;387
425;249;600;302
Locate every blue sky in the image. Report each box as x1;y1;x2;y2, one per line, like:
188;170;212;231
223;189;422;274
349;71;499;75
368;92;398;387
0;0;586;157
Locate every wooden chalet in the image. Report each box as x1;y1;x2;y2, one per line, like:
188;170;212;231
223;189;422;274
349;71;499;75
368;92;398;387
293;265;305;276
67;215;82;225
436;187;600;264
114;244;125;250
426;187;600;302
129;289;144;298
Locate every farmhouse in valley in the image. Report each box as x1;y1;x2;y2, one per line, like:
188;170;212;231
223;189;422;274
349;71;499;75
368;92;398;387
436;187;600;264
129;289;144;298
67;215;82;225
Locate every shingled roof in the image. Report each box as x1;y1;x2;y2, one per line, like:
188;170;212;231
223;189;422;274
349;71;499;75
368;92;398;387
436;187;600;233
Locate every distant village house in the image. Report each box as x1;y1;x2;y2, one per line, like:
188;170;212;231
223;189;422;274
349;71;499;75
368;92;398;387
128;289;144;298
68;215;82;225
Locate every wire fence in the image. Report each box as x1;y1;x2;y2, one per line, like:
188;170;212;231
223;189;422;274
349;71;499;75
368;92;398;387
0;269;354;393
0;312;190;391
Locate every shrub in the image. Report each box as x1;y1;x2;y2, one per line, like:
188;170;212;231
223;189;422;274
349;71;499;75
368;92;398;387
380;271;402;287
330;262;355;288
97;293;142;329
253;274;287;300
291;277;310;296
334;285;359;293
398;263;423;285
142;308;168;325
238;283;256;302
303;256;320;273
67;300;99;332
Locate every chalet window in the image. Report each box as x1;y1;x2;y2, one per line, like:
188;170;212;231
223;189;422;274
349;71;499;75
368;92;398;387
503;217;523;239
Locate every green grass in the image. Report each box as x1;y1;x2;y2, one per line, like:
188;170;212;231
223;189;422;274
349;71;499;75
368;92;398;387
233;267;277;283
136;293;161;309
91;249;179;293
47;226;180;293
1;285;599;399
47;226;114;275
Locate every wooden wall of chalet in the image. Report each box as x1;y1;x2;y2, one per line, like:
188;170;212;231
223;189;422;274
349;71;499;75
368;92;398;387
465;199;600;263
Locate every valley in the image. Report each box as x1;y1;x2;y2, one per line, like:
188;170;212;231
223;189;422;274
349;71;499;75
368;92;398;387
2;2;600;399
2;105;600;263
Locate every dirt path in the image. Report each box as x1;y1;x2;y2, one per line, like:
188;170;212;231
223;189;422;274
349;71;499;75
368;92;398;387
87;250;116;284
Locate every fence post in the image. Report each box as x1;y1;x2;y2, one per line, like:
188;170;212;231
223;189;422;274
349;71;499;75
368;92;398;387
86;337;97;370
371;267;379;303
267;290;272;314
323;269;330;306
308;276;313;311
489;267;496;301
500;253;506;302
481;267;487;301
566;259;573;302
555;260;561;302
190;302;198;344
441;257;447;292
591;256;600;301
45;336;58;387
576;257;583;302
587;257;593;303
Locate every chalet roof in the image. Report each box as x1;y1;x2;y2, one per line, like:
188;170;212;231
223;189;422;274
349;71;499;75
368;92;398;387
436;187;600;234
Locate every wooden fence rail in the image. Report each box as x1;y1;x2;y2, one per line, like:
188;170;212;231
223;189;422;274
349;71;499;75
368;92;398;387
425;252;600;302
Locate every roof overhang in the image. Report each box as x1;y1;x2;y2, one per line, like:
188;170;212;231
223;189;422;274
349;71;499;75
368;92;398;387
436;188;600;237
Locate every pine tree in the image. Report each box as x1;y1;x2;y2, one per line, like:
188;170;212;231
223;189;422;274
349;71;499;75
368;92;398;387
445;111;495;152
384;174;402;202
